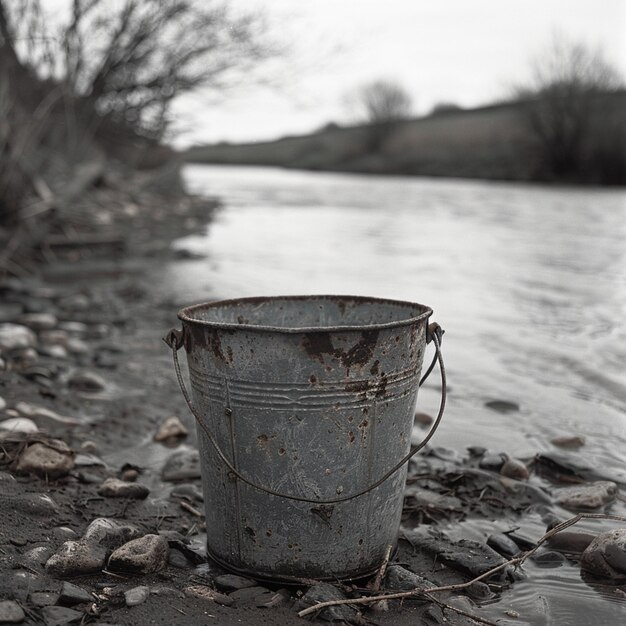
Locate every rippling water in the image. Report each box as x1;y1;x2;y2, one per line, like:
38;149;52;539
163;164;626;622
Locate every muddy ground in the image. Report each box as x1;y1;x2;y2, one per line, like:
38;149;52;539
1;193;625;626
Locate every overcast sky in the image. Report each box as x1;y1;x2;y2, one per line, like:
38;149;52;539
44;0;626;146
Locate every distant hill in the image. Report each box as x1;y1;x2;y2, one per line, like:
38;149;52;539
185;93;626;185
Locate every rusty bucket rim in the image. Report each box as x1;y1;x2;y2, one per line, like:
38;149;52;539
177;294;433;334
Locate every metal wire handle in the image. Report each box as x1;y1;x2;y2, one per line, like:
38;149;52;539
164;324;446;505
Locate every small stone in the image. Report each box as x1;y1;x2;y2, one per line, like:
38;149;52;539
505;609;520;618
80;441;98;454
170;483;204;502
184;585;234;606
500;459;529;480
57;321;88;335
0;395;6;410
532;550;565;567
53;527;78;542
39;330;69;347
15;402;81;427
7;493;58;517
479;452;508;472
466;581;493;600
414;412;434;426
10;536;28;546
108;534;169;574
124;586;149;607
39;344;68;359
18;313;57;331
58;295;90;313
295;583;357;623
554;481;617;510
98;478;150;499
214;574;258;592
487;534;521;558
168;549;192;569
546;531;595;554
580;528;626;580
0;417;39;434
154;416;188;443
551;435;585;449
40;605;83;625
385;564;436;595
229;586;272;605
30;592;59;608
45;540;106;577
485;400;520;413
162;449;201;481
83;518;142;549
58;582;93;606
0;600;25;623
0;323;37;353
11;347;38;370
68;370;106;392
121;468;139;482
19;545;53;568
16;441;74;479
65;338;89;356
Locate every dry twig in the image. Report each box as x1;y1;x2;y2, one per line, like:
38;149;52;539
297;513;626;619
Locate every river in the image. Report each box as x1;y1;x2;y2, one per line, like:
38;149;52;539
164;164;626;623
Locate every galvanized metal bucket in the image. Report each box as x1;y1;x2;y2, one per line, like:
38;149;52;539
164;295;446;581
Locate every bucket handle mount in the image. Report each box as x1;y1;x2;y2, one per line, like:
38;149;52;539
164;323;446;505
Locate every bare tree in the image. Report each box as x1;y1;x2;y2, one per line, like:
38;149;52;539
2;0;273;141
355;79;413;125
348;79;413;152
515;36;625;182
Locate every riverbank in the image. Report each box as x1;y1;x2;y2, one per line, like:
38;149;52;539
1;180;626;625
185;92;626;185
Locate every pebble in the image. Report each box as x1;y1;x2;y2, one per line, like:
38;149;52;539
39;330;69;347
214;574;258;592
385;564;436;596
30;592;59;608
580;528;626;580
121;468;139;482
0;417;39;434
65;338;90;356
184;585;234;606
487;534;521;558
479;452;508;472
83;518;142;549
40;605;83;625
466;581;494;601
58;582;93;606
19;545;53;568
15;402;81;427
57;321;88;335
16;441;74;479
500;459;530;480
161;449;202;481
17;313;57;331
67;370;107;392
39;344;68;359
6;493;58;517
108;534;169;574
97;478;150;499
11;347;39;370
229;586;272;605
551;435;585;449
168;548;193;569
546;531;595;554
170;483;204;502
46;540;108;577
0;323;37;353
532;550;565;567
58;295;90;313
414;411;434;426
0;600;25;623
484;399;520;413
0;395;6;410
154;416;188;442
554;481;617;510
79;440;99;454
124;585;150;607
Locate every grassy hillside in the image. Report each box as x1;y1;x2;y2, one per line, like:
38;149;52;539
185;93;626;184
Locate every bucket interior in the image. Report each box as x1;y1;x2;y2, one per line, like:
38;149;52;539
179;295;431;331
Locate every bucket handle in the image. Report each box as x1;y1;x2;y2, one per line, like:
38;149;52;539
164;323;446;505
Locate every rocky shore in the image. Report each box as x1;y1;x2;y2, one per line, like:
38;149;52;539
1;197;625;625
